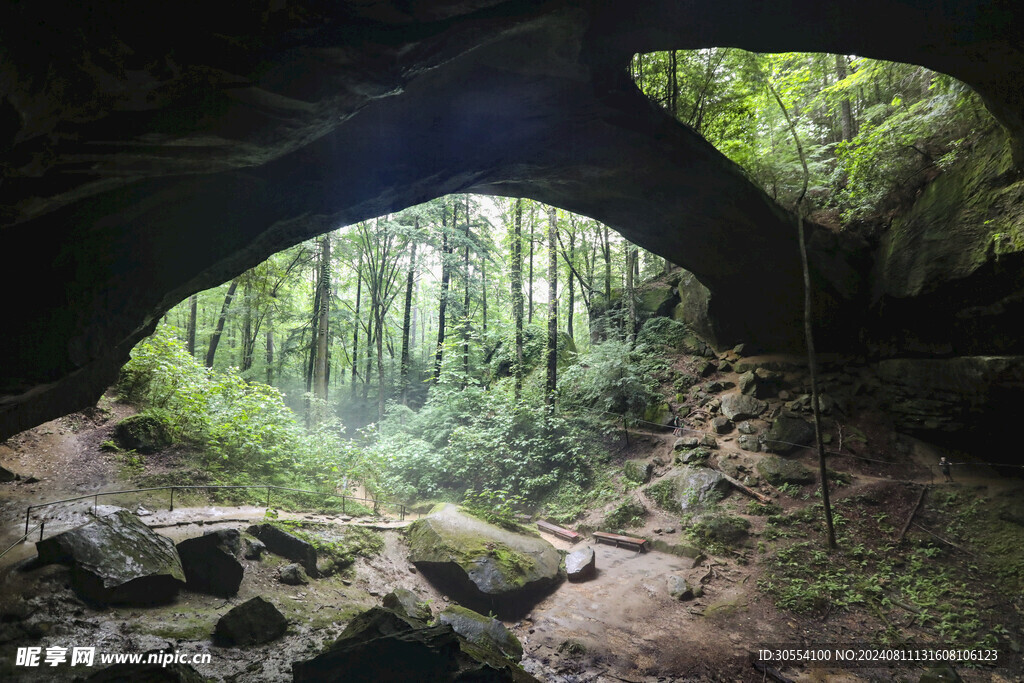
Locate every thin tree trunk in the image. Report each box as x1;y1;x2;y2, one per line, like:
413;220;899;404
528;202;535;324
433;200;452;382
205;278;239;368
400;227;417;406
241;278;254;372
511;198;525;402
835;54;854;142
350;266;362;398
462;195;471;386
186;295;198;356
770;79;837;550
625;245;636;346
566;224;576;341
313;234;331;402
546;206;558;408
265;325;274;385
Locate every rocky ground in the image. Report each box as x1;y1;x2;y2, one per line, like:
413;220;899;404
2;359;1024;681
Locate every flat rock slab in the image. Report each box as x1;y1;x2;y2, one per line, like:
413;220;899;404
176;531;243;597
35;509;184;605
214;596;288;646
565;546;596;583
246;523;317;576
407;504;561;606
756;455;816;486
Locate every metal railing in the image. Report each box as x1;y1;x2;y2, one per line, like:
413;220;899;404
2;484;405;558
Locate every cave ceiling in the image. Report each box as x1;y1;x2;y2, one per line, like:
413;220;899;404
1;0;1022;439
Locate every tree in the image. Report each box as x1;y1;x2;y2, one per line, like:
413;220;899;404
205;278;239;368
546;205;558;408
399;218;419;406
510;198;525;402
312;233;331;403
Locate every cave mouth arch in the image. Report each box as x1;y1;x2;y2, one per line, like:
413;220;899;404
2;1;1022;439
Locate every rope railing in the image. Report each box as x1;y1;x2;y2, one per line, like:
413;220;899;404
2;484;406;559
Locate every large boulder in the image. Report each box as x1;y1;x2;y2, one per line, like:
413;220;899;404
293;606;537;682
406;504;561;610
246;523;317;576
0;464;16;482
113;413;171;453
213;597;288;646
35;510;184;605
756;455;817;486
176;530;243;597
382;589;432;625
565;546;596;583
763;416;816;454
720;393;767;421
438;604;523;660
646;466;730;515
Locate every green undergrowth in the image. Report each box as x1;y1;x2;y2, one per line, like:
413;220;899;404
269;520;384;575
757;490;1013;650
601;499;647;531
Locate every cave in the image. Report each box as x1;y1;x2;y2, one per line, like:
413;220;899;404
2;0;1024;442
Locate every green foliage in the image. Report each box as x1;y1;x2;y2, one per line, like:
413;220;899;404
269;520;383;575
647;479;680;513
372;383;606;504
559;339;659;418
119;327;367;493
602;499;646;530
462;488;527;531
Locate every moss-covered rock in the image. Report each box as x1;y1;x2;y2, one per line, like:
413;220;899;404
637;317;713;357
113;413;170;453
689;514;750;548
406;504;561;607
439;604;523;660
622;460;653;484
646;466;729;514
756;455;816;486
763;416;815;454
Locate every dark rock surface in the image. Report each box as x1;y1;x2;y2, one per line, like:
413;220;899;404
763;416;816;454
0;465;15;482
438;604;524;660
381;588;432;625
756;455;816;487
213;596;288;646
85;661;206;682
4;1;1023;441
293;606;537;682
35;510;184;605
278;564;309;586
649;466;730;514
246;524;317;576
176;531;243;597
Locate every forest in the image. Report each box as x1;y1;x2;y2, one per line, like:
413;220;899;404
126;47;991;514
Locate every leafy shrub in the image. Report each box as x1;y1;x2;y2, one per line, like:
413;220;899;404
602;499;647;530
559;339;659;418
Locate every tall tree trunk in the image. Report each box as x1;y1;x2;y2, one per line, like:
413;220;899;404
433;200;452;382
400;226;417;406
566;224;576;341
546;206;558;408
305;271;321;396
835;54;854;142
241;278;254;371
625;245;637;346
511;198;525;402
186;295;198;357
462;195;471;386
375;306;386;420
313;234;331;402
265;323;274;385
205;278;239;368
350;267;362;398
602;225;612;301
528;202;535;324
362;320;373;401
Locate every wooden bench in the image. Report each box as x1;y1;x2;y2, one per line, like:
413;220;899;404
592;531;648;552
536;520;582;543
